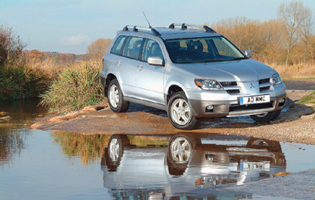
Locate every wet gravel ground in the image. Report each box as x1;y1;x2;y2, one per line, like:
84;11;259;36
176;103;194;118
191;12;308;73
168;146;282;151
228;169;315;200
41;90;315;145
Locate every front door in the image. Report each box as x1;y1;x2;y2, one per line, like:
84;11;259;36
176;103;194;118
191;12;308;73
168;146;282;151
135;39;165;105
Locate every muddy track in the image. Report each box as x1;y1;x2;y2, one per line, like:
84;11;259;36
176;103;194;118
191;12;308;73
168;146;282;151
31;90;315;145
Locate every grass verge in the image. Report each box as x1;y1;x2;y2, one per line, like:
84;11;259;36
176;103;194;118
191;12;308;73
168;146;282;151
299;91;315;107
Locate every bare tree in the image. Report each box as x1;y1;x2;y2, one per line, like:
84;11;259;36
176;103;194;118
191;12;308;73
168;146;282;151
277;1;308;65
86;38;112;61
261;19;284;64
0;25;25;66
299;7;314;64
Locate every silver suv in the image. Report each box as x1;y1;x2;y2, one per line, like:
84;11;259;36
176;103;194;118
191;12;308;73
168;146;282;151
101;23;286;129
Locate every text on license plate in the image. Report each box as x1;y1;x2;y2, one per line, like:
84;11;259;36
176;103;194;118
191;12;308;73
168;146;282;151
240;95;270;105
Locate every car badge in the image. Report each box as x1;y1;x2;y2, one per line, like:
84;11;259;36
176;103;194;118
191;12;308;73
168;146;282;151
250;83;255;89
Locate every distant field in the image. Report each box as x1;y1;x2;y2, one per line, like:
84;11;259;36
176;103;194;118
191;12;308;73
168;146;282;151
271;64;315;80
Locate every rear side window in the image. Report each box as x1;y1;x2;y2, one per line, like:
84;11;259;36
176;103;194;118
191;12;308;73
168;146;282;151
111;36;127;55
123;36;144;60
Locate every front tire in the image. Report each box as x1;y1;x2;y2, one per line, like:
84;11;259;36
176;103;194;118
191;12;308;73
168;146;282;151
250;109;282;123
167;92;197;130
107;79;129;112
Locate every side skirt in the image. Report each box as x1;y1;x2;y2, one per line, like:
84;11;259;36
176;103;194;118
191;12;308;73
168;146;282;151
124;97;167;111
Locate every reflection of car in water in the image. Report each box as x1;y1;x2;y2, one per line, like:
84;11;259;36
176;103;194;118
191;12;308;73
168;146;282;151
101;134;286;199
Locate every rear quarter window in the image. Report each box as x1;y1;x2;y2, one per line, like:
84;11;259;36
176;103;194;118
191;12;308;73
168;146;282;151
122;36;144;60
111;36;127;55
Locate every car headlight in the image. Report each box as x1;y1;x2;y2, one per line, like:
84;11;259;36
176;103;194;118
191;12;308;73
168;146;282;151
195;79;223;90
272;73;282;85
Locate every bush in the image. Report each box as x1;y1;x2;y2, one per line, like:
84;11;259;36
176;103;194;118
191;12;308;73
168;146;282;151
0;62;51;101
40;61;105;112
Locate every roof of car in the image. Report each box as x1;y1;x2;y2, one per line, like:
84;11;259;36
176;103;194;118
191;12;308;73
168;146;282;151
121;24;221;40
154;27;221;40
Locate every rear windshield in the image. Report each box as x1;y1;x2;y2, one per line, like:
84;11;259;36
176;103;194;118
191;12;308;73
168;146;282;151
165;36;246;63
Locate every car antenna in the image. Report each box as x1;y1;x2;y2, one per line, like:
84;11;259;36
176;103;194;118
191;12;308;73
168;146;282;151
142;11;152;28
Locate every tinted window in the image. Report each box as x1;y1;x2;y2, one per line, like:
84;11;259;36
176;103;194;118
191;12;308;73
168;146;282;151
122;37;143;60
111;36;127;55
142;39;163;62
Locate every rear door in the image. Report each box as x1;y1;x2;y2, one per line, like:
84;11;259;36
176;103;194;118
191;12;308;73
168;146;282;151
115;36;144;98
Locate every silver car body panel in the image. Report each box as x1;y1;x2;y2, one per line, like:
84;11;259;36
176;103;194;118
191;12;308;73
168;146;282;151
101;27;287;119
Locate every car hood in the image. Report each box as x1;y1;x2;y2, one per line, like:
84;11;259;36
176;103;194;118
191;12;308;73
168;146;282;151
179;59;276;82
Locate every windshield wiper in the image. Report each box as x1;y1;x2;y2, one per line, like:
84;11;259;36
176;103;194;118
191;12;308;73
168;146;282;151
205;59;224;63
231;57;246;61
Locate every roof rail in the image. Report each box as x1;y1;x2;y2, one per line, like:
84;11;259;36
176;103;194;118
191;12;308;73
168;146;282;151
169;23;216;33
122;25;161;36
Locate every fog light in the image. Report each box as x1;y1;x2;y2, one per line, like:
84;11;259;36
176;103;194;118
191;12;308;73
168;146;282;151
278;98;286;107
205;154;214;161
206;105;214;112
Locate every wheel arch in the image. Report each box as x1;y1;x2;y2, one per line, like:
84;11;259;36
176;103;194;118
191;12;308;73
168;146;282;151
105;73;117;97
165;84;188;104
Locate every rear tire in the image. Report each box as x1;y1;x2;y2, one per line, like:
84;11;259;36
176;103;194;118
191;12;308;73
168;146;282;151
250;109;281;123
107;79;129;112
167;92;197;130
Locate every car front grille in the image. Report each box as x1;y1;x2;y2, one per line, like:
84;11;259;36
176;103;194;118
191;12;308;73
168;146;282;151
222;78;272;95
221;81;240;95
259;86;271;92
259;78;270;84
220;82;237;87
259;78;272;92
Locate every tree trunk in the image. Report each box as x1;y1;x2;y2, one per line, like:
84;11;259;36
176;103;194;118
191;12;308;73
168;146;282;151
7;28;11;61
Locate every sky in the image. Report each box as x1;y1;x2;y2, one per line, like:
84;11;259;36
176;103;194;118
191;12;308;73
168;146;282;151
1;0;315;55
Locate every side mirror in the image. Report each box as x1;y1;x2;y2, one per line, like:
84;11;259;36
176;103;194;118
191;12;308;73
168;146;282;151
148;57;164;66
244;50;252;58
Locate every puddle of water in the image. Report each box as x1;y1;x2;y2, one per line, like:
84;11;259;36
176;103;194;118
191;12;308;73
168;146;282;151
281;142;315;173
0;99;314;199
0;98;47;122
0;98;48;166
2;129;314;199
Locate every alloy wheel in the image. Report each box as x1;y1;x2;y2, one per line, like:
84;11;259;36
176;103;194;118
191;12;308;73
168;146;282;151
170;98;191;125
109;84;119;108
109;138;120;162
170;137;192;164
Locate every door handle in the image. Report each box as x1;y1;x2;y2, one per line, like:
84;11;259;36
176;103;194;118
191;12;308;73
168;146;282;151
117;60;123;66
137;65;143;71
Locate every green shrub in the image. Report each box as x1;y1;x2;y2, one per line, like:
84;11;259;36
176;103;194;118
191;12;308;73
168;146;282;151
0;62;50;101
40;61;105;112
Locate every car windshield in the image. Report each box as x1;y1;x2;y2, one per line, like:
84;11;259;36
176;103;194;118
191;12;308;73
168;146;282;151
165;36;246;64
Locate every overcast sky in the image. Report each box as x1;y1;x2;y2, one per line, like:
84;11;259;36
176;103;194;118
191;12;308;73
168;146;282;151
1;0;315;54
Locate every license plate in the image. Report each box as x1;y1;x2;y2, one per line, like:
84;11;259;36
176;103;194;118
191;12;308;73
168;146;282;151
240;95;270;105
240;161;270;171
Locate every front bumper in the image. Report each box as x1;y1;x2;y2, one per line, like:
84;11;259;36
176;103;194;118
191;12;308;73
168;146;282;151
188;84;287;118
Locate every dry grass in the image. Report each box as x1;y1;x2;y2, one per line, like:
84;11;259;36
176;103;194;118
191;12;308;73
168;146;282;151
269;63;315;79
40;60;105;112
26;57;66;80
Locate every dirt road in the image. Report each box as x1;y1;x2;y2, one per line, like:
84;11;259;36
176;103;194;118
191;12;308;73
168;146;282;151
283;79;315;90
32;90;315;145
